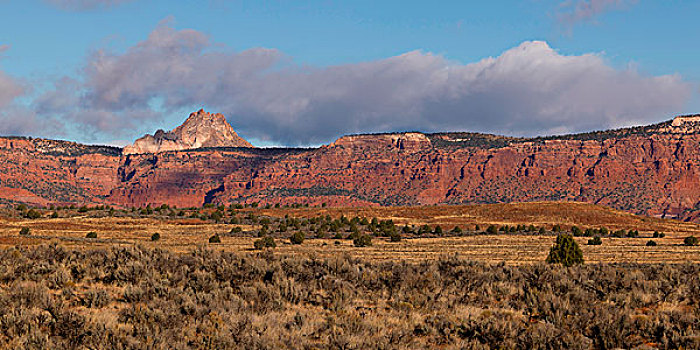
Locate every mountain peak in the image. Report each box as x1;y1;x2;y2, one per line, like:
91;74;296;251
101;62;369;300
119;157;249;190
123;110;253;154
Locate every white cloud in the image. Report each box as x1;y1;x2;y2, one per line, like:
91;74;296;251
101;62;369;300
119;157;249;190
35;22;691;145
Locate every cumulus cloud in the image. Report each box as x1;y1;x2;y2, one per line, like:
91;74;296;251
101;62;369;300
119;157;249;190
0;75;51;136
557;0;638;25
44;0;136;11
0;46;64;137
0;71;23;108
0;45;25;110
36;22;691;145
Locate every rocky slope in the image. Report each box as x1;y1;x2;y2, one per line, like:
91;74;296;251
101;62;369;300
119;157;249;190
123;109;252;154
3;113;700;221
0;137;121;205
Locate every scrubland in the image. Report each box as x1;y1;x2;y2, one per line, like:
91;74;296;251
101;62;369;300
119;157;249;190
0;202;698;348
0;243;698;349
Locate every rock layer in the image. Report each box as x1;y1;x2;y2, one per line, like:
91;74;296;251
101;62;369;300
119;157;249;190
3;114;700;221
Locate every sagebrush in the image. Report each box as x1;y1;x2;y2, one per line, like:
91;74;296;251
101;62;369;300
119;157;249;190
0;244;696;349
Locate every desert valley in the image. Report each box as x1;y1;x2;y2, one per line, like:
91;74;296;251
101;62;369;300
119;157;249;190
0;110;697;349
1;1;700;348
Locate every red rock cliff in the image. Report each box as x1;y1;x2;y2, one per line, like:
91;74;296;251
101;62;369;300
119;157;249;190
3;114;700;221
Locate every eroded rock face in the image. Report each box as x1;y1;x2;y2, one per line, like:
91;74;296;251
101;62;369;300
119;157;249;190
123;110;252;154
5;115;700;221
0;138;121;205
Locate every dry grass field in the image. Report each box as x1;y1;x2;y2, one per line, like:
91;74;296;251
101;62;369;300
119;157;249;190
0;201;698;349
1;201;698;264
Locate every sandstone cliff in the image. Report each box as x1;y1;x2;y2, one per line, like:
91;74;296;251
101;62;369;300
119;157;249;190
0;137;121;205
123;109;252;154
3;114;700;222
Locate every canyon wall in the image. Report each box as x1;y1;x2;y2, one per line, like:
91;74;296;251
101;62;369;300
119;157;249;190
2;117;700;220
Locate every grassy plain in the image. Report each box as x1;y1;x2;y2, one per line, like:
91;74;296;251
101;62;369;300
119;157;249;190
1;201;698;264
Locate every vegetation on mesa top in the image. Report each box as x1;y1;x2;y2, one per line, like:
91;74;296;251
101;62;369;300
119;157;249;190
0;136;121;156
241;116;682;150
429;119;678;149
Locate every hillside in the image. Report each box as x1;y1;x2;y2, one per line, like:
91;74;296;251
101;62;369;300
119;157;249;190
2;113;700;221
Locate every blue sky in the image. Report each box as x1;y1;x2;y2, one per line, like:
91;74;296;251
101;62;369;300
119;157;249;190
0;0;698;146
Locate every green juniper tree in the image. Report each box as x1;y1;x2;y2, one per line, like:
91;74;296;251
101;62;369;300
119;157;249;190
546;234;584;267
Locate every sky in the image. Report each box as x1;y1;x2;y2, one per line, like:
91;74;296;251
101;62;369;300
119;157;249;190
0;0;698;147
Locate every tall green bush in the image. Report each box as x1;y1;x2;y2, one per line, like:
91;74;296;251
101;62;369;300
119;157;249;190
546;234;584;267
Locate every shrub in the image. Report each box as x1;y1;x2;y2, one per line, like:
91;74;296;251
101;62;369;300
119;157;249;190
210;211;223;222
78;206;89;213
25;209;41;219
289;232;305;245
538;227;546;235
653;231;662;238
353;234;372;247
486;225;498;234
51;211;59;218
208;235;221;243
254;236;276;250
571;226;582;236
229;227;242;234
389;232;402;242
151;233;160;241
86;232;97;239
587;236;602;246
83;288;111;309
646;240;657;247
418;225;432;235
683;236;698;246
258;225;268;237
451;226;462;234
433;225;443;235
19;227;30;236
546;234;584;267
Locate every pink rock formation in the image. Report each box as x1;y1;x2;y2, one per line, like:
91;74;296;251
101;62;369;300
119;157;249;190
123;109;252;154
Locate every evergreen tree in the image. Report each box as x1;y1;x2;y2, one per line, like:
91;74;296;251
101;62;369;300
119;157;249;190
546;234;584;267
